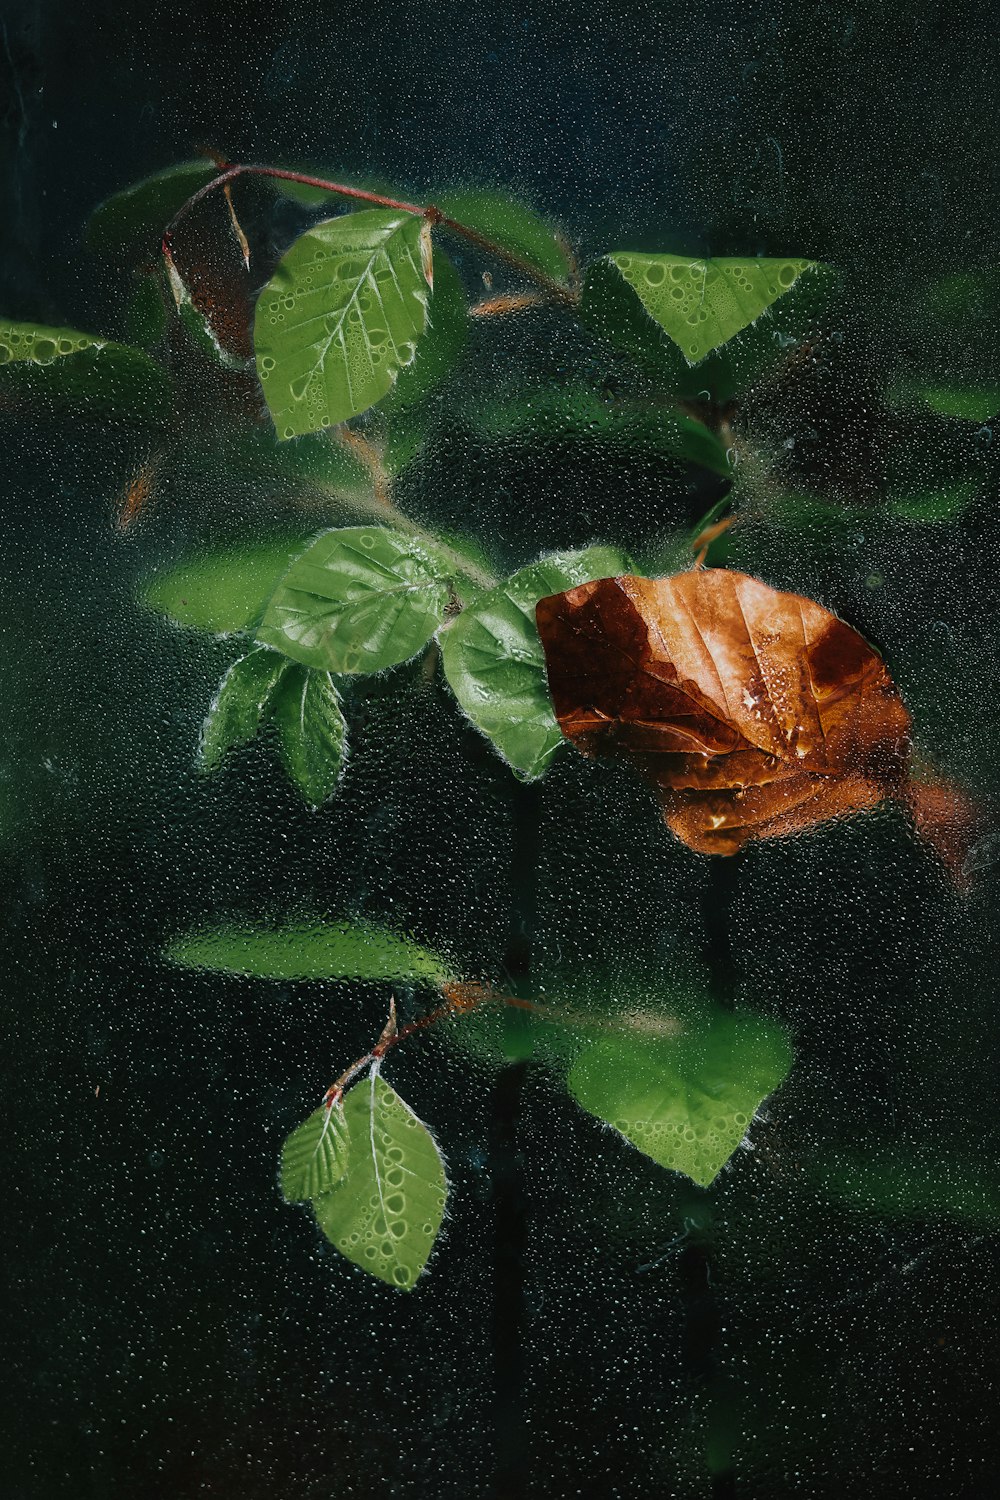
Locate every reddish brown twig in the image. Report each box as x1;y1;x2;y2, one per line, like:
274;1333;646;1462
318;979;683;1112
162;163;578;307
470;291;546;319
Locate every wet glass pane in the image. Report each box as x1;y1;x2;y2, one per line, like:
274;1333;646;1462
3;3;999;1496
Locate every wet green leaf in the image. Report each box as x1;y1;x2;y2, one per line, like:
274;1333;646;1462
0;320;171;417
123;272;168;349
311;1071;448;1290
435;187;572;282
581;255;713;395
198;647;290;772
281;1102;350;1201
142;536;310;634
255;209;431;435
892;379;1000;423
270;665;348;807
164;917;454;983
813;1147;1000;1228
592;252;817;364
568;1006;793;1188
377;252;467;413
86;160;218;253
468;385;731;476
439;545;631;779
257;526;455;673
891;480;978;523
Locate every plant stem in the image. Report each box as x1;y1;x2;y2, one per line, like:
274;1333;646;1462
489;1057;529;1499
321;979;681;1108
486;778;542;1497
163;163;578;307
434;209;577;306
701;856;741;1011
329;428;499;590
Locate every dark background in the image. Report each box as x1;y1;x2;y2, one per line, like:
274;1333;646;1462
3;1;1000;1496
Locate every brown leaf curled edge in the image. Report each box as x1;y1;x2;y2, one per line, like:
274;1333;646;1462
536;569;976;878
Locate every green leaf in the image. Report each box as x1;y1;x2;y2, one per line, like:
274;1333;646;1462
256;525;455;673
281;1102;351;1201
811;1146;1000;1228
0;321;171;417
311;1070;448;1290
595;252;816;364
567;1006;793;1188
254;209;432;436
468;386;732;476
142;536;310;634
435;188;572;282
377;251;467;413
891;480;977;524
123;272;168;349
199;647;290;772
891;379;1000;423
164;917;454;983
270;665;348;807
439;544;631;779
86;160;218;254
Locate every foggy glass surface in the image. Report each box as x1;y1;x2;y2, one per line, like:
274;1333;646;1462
3;2;1000;1496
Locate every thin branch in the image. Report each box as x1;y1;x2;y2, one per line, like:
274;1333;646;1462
470;291;546;319
321;427;498;590
162;162;577;307
323;985;488;1107
320;980;682;1109
333;426;392;511
163;165;424;259
692;514;734;569
432;208;578;306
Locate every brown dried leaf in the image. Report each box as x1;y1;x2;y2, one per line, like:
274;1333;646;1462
170;196;255;359
536;569;919;856
905;771;981;886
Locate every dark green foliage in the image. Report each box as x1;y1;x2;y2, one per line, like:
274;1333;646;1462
57;156;991;1290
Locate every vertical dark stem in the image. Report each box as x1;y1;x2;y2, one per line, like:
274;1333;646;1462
677;1235;722;1378
700;854;742;1010
488;780;542;1498
694;855;742;1492
502;780;543;985
676;1231;739;1494
489;1057;529;1498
